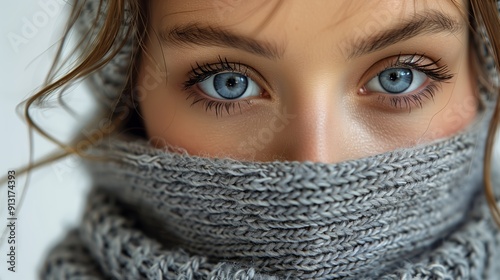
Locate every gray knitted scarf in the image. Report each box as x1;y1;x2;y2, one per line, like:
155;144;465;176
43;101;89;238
40;97;500;279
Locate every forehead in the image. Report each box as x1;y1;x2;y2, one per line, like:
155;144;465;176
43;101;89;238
149;0;467;58
151;0;466;28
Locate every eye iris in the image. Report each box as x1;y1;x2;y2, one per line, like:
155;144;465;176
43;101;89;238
378;68;413;93
213;73;248;99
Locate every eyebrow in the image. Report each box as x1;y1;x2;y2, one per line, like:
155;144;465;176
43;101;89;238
345;10;465;59
158;10;464;61
159;24;285;60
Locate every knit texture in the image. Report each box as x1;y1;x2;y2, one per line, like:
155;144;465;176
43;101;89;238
40;105;500;279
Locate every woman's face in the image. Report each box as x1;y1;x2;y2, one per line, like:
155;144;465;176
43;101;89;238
137;0;476;162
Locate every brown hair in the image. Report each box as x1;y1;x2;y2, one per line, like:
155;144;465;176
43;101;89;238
8;0;500;224
470;0;500;224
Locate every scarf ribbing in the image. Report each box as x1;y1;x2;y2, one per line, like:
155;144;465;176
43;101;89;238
41;104;500;279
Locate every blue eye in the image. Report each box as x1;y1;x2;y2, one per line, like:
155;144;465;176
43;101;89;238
365;68;427;94
198;72;262;100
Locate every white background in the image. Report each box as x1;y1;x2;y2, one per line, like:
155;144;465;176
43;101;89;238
1;1;91;280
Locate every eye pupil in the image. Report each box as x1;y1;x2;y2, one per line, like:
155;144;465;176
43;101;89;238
226;78;237;87
389;72;398;81
379;68;413;94
214;73;248;99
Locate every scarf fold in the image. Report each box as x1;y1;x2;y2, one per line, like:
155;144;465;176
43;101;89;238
41;102;500;279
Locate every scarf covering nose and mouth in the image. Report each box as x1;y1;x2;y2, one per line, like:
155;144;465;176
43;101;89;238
41;97;500;279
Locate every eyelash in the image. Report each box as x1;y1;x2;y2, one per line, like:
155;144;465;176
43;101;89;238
182;54;454;116
184;56;249;88
372;53;453;111
183;56;256;117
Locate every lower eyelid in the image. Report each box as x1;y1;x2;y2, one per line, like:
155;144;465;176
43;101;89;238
390;84;439;110
185;88;256;117
360;81;440;111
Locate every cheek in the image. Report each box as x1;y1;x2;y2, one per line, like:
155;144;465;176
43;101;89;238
137;58;265;159
421;61;478;141
350;63;477;155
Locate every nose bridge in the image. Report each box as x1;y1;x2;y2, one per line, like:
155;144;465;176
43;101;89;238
274;75;343;163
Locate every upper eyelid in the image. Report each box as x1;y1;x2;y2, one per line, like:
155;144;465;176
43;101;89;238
362;54;452;83
191;60;247;77
384;54;434;70
185;58;274;93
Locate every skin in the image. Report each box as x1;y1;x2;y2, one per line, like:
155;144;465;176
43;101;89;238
137;0;477;163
